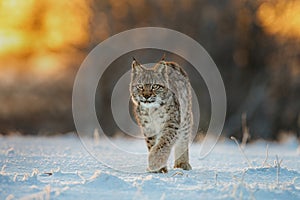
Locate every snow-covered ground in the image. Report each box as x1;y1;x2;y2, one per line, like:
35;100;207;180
1;134;300;200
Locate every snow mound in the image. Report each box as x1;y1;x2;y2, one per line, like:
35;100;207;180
85;170;132;189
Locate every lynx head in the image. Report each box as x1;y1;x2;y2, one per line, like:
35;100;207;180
130;59;169;108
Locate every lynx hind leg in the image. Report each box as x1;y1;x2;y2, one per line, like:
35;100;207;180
174;136;192;170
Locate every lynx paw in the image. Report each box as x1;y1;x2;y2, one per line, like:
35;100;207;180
147;166;168;173
148;148;169;172
174;162;192;170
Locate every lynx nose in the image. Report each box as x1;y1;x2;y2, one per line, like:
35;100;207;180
142;86;152;100
143;94;151;99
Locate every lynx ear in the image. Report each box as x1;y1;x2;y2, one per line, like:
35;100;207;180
155;62;168;84
132;57;144;73
155;61;167;74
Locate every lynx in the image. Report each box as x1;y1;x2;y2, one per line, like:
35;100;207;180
130;57;193;173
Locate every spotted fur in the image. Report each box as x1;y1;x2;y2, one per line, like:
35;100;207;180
130;59;193;173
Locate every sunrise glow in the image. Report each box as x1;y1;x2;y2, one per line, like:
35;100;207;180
0;0;91;74
257;1;300;39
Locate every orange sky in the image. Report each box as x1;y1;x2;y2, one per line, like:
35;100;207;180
0;0;299;77
0;0;91;77
257;0;300;39
0;0;91;55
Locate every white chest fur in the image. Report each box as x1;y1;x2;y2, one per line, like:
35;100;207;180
140;104;167;137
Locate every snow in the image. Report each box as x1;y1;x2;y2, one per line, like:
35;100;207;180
0;134;300;200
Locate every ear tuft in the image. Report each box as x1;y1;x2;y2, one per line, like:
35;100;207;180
160;53;166;61
132;57;143;72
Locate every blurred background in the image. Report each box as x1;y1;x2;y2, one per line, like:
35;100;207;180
0;0;299;141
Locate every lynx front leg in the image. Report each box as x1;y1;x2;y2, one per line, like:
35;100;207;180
147;129;177;173
145;136;156;151
174;135;192;170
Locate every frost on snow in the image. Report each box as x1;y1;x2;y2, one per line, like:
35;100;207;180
0;135;300;200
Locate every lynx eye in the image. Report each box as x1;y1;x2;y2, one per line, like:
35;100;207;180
136;84;144;90
151;84;160;90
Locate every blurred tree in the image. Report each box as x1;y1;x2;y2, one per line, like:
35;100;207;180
93;0;300;140
0;0;299;140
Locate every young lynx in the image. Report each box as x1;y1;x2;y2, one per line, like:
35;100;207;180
130;57;193;173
